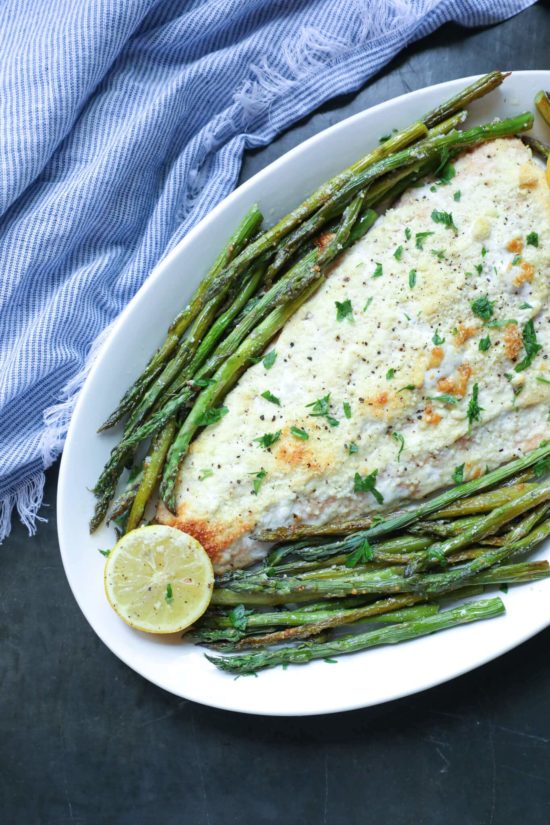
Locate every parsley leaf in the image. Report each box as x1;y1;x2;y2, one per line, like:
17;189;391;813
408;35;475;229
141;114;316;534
398;384;416;392
261;390;281;406
364;297;373;312
335;299;353;321
372;262;383;278
432;330;445;345
431;209;457;232
479;335;491;352
346;442;358;455
515;319;542;372
228;604;252;632
198;468;214;481
251;468;267;495
386;368;395;380
438;162;456;185
263;350;277;369
408;269;417;289
415;231;434;250
533;457;550;479
290;426;309;440
536;376;550;385
405;228;411;241
98;548;110;557
165;584;174;605
453;190;461;202
345;539;375;568
343;401;352;419
306;393;338;426
512;254;522;266
452;464;465;484
526;231;539;247
394;245;403;261
197;405;228;426
486;319;517;329
471;295;495;322
255;430;281;449
428;394;458;406
467;383;483;428
354;470;384;503
431;249;446;260
520;302;533;310
392;431;405;461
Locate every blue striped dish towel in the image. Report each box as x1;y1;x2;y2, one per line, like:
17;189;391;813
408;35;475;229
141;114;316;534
0;0;535;541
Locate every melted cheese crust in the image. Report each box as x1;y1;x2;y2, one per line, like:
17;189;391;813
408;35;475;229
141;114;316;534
157;138;550;571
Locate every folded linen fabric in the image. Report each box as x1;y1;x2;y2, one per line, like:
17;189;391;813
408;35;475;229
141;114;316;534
0;0;535;540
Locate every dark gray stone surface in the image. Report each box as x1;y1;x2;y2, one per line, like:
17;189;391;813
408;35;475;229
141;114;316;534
2;5;550;823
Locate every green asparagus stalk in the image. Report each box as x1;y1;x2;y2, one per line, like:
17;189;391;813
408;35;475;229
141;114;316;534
205;597;505;674
521;135;550;160
405;482;550;576
124;420;177;533
429;483;538;519
198;604;440;649
99;205;263;431
421;71;509;128
535;90;550;127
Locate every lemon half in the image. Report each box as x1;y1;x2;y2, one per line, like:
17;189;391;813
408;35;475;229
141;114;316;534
104;525;214;634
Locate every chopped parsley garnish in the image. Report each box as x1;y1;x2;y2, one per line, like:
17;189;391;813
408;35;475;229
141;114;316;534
261;390;281;406
346;442;358;455
431;209;457;232
306;393;330;416
474;263;483;275
452;464;465;484
515;319;542;372
394;245;403;261
290;426;309;439
194;377;217;388
467;383;483;428
372;262;383;278
526;231;539;247
428;394;458;406
255;430;281;449
415;231;434;250
98;548;110;557
481;246;487;258
486;318;517;329
392;431;405;461
512;254;522;266
197;405;229;426
536;376;550;385
479;335;491;352
353;470;384;503
471;295;495;322
431;249;446;261
165;584;174;605
405;228;411;241
335;299;353;321
386;368;395;380
251;469;267;495
453;190;461;201
345;539;375;568
398;384;416;392
364;297;373;312
198;468;214;481
228;604;252;631
343;401;352;418
306;393;339;427
520;302;533;310
263;350;277;369
438;162;456;185
408;269;417;288
432;329;445;345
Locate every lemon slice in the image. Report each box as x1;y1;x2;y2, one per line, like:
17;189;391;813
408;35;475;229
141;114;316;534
104;525;214;634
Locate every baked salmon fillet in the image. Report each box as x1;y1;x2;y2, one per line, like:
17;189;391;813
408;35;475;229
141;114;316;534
157;138;550;571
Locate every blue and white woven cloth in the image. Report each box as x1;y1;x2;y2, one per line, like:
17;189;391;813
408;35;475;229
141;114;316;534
0;0;535;541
